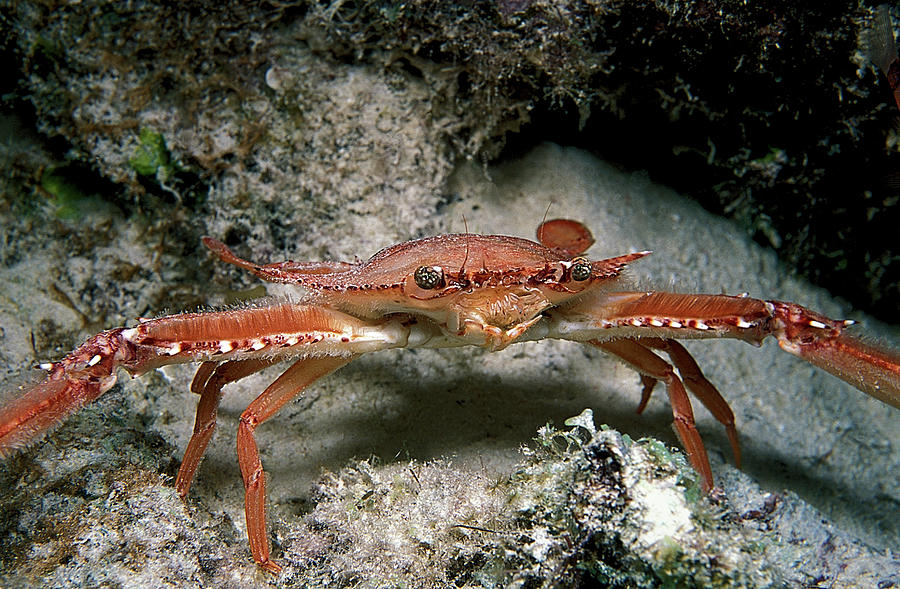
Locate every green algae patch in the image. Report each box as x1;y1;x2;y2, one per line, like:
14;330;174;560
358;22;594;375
129;128;176;181
39;165;117;220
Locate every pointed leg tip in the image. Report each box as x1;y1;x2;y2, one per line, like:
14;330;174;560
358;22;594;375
174;479;191;499
726;426;742;469
259;559;283;574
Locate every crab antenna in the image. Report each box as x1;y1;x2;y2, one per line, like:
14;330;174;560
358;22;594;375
539;201;554;236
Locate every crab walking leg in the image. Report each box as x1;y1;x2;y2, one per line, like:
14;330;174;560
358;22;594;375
593;338;714;491
636;375;657;414
635;338;741;467
190;361;219;395
237;355;354;573
175;358;280;497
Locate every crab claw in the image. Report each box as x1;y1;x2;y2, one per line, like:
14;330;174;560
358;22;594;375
770;301;900;408
0;329;128;456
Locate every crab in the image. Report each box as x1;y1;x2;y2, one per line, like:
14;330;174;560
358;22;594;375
1;219;898;573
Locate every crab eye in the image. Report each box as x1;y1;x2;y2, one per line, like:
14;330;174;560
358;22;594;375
571;258;591;281
414;265;444;290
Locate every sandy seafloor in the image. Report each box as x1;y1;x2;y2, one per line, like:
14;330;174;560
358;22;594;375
0;143;898;587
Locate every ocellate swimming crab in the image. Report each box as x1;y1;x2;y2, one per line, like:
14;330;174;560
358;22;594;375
1;219;898;572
